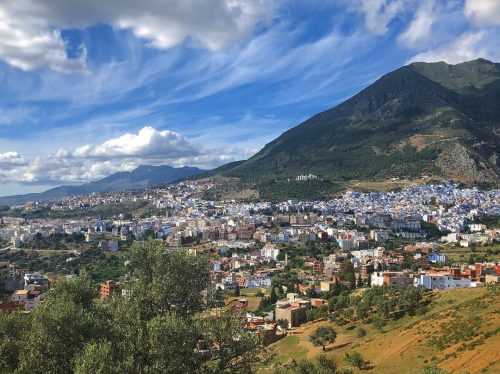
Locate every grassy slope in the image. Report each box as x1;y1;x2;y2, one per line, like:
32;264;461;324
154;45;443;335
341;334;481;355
261;287;500;373
226;288;267;312
440;243;500;263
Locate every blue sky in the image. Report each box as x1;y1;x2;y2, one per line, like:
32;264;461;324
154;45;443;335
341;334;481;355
0;0;499;196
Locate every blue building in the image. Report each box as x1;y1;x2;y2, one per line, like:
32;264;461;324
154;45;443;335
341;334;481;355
428;253;448;263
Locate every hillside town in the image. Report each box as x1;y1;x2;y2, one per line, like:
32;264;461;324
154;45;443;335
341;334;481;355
1;182;499;338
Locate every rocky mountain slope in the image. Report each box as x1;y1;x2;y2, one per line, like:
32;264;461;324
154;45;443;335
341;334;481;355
208;59;500;198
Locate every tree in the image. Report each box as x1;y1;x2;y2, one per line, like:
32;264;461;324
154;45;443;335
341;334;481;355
277;319;289;335
340;261;356;289
234;283;240;297
316;354;338;372
0;312;28;373
344;351;366;369
274;355;338;374
145;314;201;373
270;287;278;304
127;240;211;317
357;273;363;288
356;303;369;322
418;365;450;374
356;327;367;338
74;340;123;374
334;278;341;296
309;326;337;351
307;287;318;298
201;310;261;373
3;239;262;373
373;315;386;332
18;295;102;374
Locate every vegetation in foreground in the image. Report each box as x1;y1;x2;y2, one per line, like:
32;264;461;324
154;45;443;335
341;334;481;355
0;240;260;374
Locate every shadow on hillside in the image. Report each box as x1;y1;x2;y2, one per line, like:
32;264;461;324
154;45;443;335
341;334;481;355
332;342;352;350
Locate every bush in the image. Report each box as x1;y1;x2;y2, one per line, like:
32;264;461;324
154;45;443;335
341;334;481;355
344;352;366;369
356;327;367;338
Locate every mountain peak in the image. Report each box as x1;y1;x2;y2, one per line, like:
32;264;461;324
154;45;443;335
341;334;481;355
206;59;499;199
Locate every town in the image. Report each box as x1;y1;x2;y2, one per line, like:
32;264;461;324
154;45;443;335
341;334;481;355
1;182;498;338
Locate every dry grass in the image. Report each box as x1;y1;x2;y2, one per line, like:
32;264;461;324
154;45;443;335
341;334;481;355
261;287;500;373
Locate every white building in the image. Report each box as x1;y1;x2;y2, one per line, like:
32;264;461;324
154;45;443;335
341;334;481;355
338;238;354;251
371;272;385;287
414;274;471;290
261;244;280;261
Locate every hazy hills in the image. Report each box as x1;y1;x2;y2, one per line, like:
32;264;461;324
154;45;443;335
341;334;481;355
0;165;205;206
205;58;500;199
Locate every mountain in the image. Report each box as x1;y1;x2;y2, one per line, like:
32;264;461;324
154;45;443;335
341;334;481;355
206;59;500;199
0;165;206;206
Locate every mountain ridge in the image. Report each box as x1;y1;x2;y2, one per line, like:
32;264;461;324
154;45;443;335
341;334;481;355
202;58;500;200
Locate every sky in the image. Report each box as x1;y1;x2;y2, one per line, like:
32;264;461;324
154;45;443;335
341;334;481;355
0;0;499;196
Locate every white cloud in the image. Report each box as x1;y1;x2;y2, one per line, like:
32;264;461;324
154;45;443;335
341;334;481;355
408;31;492;64
0;14;88;73
465;0;500;26
0;152;26;166
347;0;409;35
0;126;255;186
397;0;436;48
0;0;272;73
73;126;197;159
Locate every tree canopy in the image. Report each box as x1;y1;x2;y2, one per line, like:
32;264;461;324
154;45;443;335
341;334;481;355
0;239;261;374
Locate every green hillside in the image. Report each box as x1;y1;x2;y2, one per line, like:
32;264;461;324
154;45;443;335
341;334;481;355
205;59;500;200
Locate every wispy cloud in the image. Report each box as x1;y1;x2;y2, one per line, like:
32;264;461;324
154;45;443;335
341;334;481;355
0;0;499;195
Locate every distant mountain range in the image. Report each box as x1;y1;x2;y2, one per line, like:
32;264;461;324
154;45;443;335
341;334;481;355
0;165;205;206
202;58;500;199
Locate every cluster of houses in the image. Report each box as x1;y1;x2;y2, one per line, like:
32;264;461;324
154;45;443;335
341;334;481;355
1;182;498;254
372;262;500;290
1;181;498;338
0;262;49;311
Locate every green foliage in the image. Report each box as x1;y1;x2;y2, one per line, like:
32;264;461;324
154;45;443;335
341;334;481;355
0;239;260;373
200;311;261;373
372;315;386;332
127;240;211;317
327;285;427;328
74;340;123;374
0;249;126;281
417;365;450;374
0;312;28;373
344;352;366;369
18;290;104;374
339;261;356;289
356;327;367;338
146;314;201;373
309;326;337;351
427;316;483;350
306;306;328;322
421;221;448;240
275;355;348;374
277;319;289;333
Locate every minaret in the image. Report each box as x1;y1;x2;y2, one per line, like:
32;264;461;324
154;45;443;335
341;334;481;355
285;252;288;267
